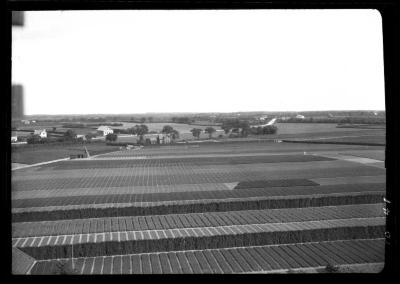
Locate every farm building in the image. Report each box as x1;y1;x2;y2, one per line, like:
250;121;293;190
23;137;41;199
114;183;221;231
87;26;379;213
33;129;47;138
145;133;172;144
11;135;18;143
97;126;114;136
296;114;305;119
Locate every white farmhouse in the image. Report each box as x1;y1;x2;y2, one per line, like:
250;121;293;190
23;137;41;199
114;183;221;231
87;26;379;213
97;126;114;136
76;134;87;141
34;129;47;138
296;114;305;119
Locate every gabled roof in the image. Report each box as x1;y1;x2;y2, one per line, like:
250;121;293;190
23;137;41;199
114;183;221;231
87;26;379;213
97;125;113;131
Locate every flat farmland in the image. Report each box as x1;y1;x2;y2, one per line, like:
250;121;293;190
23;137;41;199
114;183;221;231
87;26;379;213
29;239;385;274
274;123;372;134
95;141;383;158
12;159;385;192
11;141;386;274
11;143;121;165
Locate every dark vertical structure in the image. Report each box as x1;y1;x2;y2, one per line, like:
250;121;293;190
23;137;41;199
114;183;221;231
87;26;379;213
11;85;24;121
12;11;24;121
12;11;24;26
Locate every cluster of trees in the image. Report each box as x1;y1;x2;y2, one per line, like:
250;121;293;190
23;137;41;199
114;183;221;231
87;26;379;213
105;133;118;142
125;124;149;136
249;125;278;135
113;124;150;136
221;119;251;137
161;125;179;139
190;128;202;139
111;124;180;144
220;118;278;137
190;127;219;139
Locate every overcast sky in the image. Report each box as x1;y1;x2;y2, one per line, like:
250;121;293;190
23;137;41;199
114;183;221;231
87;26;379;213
12;10;385;115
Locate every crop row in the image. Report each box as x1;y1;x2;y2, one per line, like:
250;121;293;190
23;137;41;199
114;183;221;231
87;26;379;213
12;164;385;192
39;154;335;170
17;218;385;260
12;191;385;222
12;204;383;238
29;238;385;274
234;179;318;189
13;161;331;182
12;183;233;200
12;183;385;209
11;175;385;200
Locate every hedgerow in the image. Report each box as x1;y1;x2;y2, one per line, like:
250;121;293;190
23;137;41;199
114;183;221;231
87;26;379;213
20;225;385;260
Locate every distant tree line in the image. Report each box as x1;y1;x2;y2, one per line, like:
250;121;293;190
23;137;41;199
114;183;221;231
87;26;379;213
277;117;385;124
171;117;195;124
62;123;123;128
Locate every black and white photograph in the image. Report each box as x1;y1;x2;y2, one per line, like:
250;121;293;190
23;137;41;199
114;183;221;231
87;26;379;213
10;8;389;274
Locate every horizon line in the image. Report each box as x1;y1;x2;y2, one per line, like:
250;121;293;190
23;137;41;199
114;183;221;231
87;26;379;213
24;110;386;116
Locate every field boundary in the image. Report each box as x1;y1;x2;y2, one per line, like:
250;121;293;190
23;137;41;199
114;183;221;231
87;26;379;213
282;140;385;147
11;158;71;171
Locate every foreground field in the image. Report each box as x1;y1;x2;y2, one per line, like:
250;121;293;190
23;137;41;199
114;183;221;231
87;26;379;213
11;143;120;165
11;141;386;274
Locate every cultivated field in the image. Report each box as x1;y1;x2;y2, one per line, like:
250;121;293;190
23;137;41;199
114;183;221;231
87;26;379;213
11;143;121;165
11;140;386;274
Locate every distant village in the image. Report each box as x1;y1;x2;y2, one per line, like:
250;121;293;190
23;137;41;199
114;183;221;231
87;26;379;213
11;110;385;145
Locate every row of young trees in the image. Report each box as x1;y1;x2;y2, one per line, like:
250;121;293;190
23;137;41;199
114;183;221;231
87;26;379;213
108;124;180;144
190;123;277;140
214;118;278;138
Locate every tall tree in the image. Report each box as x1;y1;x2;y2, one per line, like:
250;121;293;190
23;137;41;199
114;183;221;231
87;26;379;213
161;125;174;134
64;129;77;141
135;124;148;143
106;133;118;142
204;127;216;139
190;128;202;139
171;130;179;140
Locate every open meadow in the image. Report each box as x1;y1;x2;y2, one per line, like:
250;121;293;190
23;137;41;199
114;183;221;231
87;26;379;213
11;138;386;274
